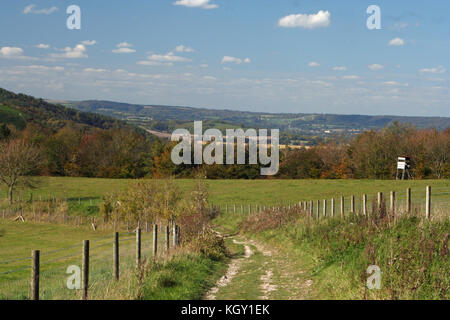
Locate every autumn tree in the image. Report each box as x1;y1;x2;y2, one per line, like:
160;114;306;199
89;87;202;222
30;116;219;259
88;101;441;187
424;129;450;178
0;138;40;204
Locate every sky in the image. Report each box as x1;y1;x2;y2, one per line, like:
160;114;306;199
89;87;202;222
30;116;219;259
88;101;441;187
0;0;449;117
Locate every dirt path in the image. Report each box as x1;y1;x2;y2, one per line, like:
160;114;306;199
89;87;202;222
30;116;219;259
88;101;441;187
205;239;254;300
205;235;313;300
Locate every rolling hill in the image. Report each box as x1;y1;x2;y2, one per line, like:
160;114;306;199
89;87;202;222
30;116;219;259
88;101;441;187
0;88;136;132
63;99;450;145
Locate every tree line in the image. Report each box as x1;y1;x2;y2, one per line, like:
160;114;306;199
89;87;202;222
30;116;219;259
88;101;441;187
279;122;449;179
0;121;448;204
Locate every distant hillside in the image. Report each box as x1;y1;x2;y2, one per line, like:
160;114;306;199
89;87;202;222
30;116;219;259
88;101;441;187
67;100;450;140
0;88;133;132
0;104;27;130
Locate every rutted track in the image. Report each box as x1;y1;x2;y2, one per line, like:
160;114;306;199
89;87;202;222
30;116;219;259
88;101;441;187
205;234;313;300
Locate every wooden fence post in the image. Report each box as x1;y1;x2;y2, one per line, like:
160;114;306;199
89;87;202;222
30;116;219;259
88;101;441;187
426;186;431;220
165;225;170;254
136;229;141;268
31;250;40;300
316;200;320;219
340;196;344;218
350;195;355;213
234;204;236;213
377;192;383;212
363;194;367;216
82;240;89;300
173;224;177;248
406;188;411;213
114;232;119;280
309;200;313;217
390;191;395;216
323;199;327;217
153;224;158;258
331;198;335;217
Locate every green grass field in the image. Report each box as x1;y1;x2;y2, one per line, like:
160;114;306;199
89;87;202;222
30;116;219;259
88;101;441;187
0;177;448;300
0;219;215;300
1;177;449;216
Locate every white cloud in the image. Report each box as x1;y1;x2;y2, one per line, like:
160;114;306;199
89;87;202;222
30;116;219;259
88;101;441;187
388;38;405;46
332;66;347;71
112;42;135;54
278;10;331;29
50;41;95;59
81;40;97;46
36;44;50;49
203;76;217;81
175;45;195;53
146;52;192;63
83;68;107;73
419;66;446;74
23;4;58;15
137;60;174;67
117;42;133;48
199;64;208;68
174;0;218;9
0;47;24;58
113;48;136;54
368;64;384;71
383;81;409;87
16;65;64;72
0;47;34;60
308;62;320;67
51;44;88;59
221;56;251;64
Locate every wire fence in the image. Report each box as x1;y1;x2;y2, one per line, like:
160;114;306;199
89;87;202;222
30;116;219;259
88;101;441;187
217;186;450;219
0;227;178;300
1;185;448;299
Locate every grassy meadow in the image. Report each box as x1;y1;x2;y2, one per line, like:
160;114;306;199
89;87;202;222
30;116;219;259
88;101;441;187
0;177;448;300
1;177;449;216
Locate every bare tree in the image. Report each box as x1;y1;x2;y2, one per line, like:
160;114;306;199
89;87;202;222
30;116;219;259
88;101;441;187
0;139;40;205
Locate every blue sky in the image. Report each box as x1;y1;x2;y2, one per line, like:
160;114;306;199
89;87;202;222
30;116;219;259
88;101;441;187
0;0;449;116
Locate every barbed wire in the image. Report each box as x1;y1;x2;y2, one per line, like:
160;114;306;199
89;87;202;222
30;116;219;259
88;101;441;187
41;252;80;267
0;265;31;276
0;256;32;265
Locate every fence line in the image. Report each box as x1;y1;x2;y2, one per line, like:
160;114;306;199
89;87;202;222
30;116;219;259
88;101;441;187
19;223;180;300
220;186;449;219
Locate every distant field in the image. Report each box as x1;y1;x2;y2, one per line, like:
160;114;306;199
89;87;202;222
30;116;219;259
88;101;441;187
1;177;449;215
